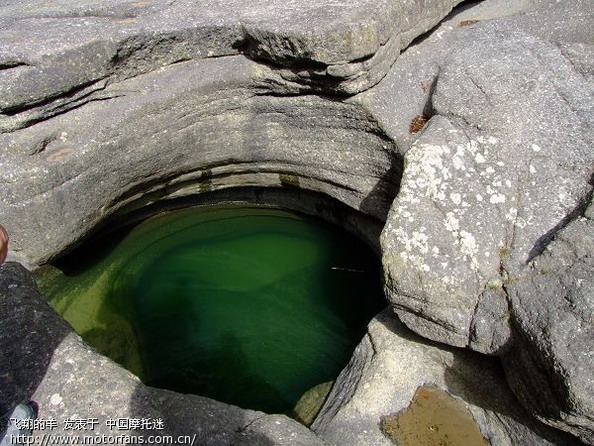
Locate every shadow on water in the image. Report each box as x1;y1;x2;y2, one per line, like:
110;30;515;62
39;205;387;418
132;274;291;414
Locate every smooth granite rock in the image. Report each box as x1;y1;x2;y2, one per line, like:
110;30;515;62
312;309;580;446
0;263;327;446
0;55;401;266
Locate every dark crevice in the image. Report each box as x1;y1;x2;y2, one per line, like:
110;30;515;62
29;134;58;156
6;93;124;132
527;173;594;263
1;78;108;117
233;34;329;71
393;302;460;335
0;61;32;70
404;0;486;51
421;75;439;119
236;415;266;434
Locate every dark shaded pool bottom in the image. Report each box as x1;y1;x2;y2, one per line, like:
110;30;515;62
38;206;386;415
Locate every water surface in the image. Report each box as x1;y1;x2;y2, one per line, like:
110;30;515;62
39;206;385;414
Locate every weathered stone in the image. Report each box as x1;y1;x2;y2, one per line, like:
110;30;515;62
312;310;579;446
0;55;401;267
503;198;594;444
1;0;593;444
379;0;594;441
0;263;327;446
0;0;463;125
0;262;71;418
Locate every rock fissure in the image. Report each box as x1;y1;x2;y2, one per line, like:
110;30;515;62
527;181;594;263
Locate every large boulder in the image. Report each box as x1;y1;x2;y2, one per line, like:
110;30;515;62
0;262;327;446
503;199;594;444
379;0;594;441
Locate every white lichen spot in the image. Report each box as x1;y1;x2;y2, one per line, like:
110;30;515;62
485;166;496;174
505;208;518;222
450;193;462;205
490;193;506;204
459;231;478;258
445;212;460;232
476;194;483;202
423;264;431;272
405;144;450;201
441;275;455;285
475;153;486;164
453;156;465;171
410;231;429;254
532;144;541;152
529;164;537;174
432;246;440;256
50;394;63;406
515;217;528;229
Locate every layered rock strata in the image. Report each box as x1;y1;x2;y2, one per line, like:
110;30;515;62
1;0;592;444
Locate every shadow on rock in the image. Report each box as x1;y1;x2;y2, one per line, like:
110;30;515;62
359;150;404;221
0;262;71;425
442;346;582;445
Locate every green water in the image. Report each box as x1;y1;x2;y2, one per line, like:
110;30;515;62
38;206;385;414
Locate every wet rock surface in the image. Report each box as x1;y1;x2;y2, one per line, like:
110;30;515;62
1;0;593;444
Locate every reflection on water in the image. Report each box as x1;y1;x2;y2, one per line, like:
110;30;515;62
38;206;386;415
